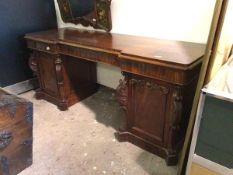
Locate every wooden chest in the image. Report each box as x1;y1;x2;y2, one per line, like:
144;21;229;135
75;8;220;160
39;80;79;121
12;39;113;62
0;89;33;175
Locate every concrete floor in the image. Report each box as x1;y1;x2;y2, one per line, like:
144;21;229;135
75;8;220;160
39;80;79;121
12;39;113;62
19;86;177;175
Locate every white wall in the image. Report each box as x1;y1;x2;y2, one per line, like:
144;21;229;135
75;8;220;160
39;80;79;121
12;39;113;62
207;0;233;81
54;0;216;89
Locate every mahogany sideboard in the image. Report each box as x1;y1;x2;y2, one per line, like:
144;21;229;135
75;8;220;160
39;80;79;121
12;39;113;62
25;28;205;165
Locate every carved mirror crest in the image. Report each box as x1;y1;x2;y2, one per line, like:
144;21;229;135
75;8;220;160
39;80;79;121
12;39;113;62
57;0;112;31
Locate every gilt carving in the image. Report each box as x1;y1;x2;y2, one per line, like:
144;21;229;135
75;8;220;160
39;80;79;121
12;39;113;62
96;0;112;30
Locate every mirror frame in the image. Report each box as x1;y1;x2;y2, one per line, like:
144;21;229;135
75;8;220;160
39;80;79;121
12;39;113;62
57;0;112;31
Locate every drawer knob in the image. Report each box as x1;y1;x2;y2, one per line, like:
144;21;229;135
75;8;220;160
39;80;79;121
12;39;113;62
46;46;51;51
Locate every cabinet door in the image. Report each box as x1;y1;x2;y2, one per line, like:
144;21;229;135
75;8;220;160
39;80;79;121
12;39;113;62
128;75;170;146
36;52;59;97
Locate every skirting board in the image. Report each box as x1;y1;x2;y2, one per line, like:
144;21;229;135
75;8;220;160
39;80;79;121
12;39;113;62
193;154;233;175
3;78;39;95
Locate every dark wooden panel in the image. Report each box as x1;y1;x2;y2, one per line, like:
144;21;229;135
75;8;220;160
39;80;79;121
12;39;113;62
62;55;99;107
63;55;97;89
36;52;58;97
128;74;170;145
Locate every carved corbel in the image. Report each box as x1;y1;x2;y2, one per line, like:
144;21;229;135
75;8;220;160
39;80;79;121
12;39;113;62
168;88;183;153
54;56;68;110
116;73;129;132
116;79;128;111
28;52;38;75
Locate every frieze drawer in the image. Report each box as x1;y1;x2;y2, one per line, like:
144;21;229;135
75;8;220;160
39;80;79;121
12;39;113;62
59;44;119;66
27;40;57;54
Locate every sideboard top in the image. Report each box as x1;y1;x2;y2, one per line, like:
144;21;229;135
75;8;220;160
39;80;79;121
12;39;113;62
25;28;206;66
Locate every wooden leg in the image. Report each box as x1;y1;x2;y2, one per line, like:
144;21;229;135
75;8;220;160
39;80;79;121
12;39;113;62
35;89;44;100
165;152;179;166
57;102;69;111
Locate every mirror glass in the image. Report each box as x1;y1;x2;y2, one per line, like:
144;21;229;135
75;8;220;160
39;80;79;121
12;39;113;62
69;0;95;18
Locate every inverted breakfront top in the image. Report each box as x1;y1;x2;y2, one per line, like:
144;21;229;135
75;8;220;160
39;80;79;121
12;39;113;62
25;27;206;66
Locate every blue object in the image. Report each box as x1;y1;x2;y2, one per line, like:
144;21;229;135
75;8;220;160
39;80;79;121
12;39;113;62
0;0;57;87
